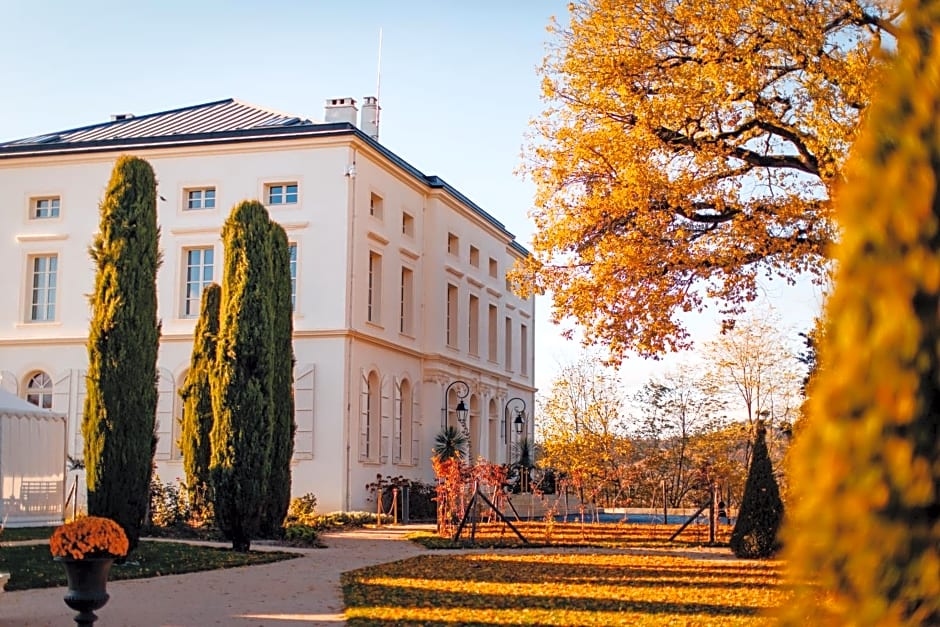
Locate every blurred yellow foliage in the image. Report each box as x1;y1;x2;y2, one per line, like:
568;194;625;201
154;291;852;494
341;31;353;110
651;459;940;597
782;1;940;624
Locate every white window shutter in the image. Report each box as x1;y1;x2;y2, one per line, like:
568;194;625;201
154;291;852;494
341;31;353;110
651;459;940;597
0;370;17;394
154;368;174;461
293;364;315;459
359;371;370;461
392;377;402;464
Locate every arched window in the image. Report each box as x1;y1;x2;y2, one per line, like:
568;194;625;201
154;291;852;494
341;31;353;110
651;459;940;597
25;371;53;409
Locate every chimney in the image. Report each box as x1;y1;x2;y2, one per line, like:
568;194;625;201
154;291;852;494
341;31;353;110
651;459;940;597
323;97;358;125
110;113;134;121
361;96;380;141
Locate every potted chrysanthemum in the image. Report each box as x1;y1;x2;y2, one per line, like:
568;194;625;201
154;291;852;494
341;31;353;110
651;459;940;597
50;516;128;626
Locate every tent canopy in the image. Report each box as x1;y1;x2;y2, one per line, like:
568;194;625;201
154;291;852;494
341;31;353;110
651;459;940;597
0;388;66;527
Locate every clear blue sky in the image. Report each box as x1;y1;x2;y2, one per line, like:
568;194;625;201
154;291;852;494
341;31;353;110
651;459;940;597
1;0;820;394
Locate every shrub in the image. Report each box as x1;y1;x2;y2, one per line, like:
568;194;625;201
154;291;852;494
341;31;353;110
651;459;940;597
285;493;319;526
282;524;322;547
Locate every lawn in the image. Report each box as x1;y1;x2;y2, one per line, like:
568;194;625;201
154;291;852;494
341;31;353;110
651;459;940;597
342;551;786;626
0;526;55;542
0;540;299;591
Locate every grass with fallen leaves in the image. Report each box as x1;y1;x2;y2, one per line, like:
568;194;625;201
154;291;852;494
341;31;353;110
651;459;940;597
343;551;785;626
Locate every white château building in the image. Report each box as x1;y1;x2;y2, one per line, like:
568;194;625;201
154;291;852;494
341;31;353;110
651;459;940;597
0;97;535;512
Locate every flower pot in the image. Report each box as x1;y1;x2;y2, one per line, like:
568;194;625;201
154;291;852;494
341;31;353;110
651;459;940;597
55;557;113;626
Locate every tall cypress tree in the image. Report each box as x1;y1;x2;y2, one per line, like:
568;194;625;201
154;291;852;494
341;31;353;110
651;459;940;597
783;1;940;622
210;200;274;551
260;223;296;536
179;282;221;509
729;422;783;558
84;155;161;552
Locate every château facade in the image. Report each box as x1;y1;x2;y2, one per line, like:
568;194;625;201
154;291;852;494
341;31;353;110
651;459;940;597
0;97;535;511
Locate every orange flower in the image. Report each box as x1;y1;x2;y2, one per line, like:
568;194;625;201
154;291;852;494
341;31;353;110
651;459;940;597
49;516;129;559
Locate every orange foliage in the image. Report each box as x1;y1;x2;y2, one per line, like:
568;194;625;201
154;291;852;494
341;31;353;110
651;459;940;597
50;515;129;559
517;0;897;359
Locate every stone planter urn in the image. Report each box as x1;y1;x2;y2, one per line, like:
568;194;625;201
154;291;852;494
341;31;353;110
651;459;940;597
55;557;114;626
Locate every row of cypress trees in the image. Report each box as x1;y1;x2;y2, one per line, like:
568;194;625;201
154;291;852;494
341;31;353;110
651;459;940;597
82;157;295;553
181;200;296;551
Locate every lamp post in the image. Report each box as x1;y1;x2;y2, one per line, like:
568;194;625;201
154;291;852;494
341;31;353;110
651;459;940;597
504;397;527;452
442;380;470;435
505;397;528;492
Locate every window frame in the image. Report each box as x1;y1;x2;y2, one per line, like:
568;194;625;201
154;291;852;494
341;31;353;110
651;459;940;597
30;196;61;220
25;371;53;409
184;186;217;211
265;182;299;206
27;253;58;322
367;251;383;324
181;246;215;318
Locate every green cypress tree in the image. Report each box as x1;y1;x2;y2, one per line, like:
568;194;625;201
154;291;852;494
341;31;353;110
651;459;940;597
179;282;221;510
83;155;161;552
210;200;275;551
783;1;940;622
260;223;296;536
729;422;783;558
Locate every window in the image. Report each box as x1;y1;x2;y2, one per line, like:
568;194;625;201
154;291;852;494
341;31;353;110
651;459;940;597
446;283;458;347
468;294;480;356
400;266;414;334
402;212;415;237
28;254;57;322
185;187;216;210
521;323;529;375
182;247;214;317
469;245;479;267
488;304;498;362
289;243;298;311
368;251;383;323
489;257;498;278
266;183;298;205
447;233;459;256
505;316;513;371
31;196;60;219
370;193;384;219
26;371;53;409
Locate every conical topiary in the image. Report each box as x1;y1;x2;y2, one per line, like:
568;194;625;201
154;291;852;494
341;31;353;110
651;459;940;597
729;422;783;558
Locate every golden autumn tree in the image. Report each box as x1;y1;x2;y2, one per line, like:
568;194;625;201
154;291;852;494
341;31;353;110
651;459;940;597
538;354;633;507
519;0;898;359
782;0;940;622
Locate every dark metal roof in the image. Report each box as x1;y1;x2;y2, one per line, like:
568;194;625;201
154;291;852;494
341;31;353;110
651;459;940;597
2;99;312;147
0;98;529;255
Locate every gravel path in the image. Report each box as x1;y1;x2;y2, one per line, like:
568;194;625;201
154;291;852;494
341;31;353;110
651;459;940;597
0;525;432;627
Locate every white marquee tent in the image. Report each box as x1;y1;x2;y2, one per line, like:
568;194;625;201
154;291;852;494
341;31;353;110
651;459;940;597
0;389;66;527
